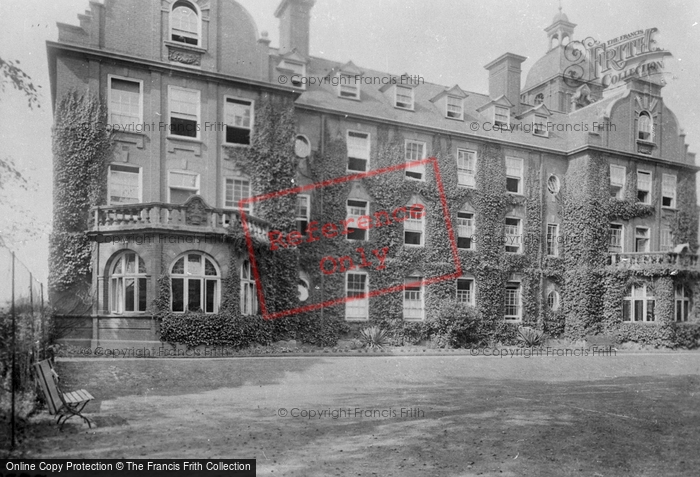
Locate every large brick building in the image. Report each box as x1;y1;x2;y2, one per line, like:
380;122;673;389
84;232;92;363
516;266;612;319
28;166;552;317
48;0;699;347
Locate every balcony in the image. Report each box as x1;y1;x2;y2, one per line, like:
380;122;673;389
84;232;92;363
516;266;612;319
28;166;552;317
89;196;270;243
608;251;698;269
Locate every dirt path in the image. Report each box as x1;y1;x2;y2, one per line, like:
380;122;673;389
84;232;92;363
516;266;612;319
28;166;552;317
13;354;700;476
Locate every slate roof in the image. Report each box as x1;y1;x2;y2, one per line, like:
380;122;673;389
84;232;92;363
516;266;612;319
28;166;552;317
282;52;577;152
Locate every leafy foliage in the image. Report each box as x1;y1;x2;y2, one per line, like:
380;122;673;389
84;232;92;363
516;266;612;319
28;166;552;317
159;310;274;348
0;157;44;248
49;91;112;293
359;326;391;349
0;56;40;109
516;326;547;348
428;301;485;348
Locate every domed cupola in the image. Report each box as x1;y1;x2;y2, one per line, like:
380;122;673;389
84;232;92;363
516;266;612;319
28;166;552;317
521;5;600;112
545;5;576;51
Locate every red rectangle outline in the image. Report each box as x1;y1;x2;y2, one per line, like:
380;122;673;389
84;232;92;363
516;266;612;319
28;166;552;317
239;157;463;320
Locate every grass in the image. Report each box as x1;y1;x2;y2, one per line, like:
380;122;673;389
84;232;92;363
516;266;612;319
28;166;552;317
5;353;700;476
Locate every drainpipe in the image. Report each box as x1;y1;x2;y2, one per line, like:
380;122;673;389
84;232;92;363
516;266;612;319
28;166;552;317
539;153;545;329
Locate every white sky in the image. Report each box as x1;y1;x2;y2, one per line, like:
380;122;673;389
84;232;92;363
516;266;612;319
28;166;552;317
0;0;699;285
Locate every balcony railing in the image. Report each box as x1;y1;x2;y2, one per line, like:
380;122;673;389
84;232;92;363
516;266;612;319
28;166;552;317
608;252;698;268
90;197;270;243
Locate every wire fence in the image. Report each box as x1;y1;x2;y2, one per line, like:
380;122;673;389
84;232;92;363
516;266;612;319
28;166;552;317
0;244;51;452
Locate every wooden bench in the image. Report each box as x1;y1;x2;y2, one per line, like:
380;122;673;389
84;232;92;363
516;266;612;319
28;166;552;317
33;359;94;430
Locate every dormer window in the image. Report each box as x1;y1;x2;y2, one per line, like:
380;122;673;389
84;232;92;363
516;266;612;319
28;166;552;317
495;106;509;127
395;86;414;110
171;1;200;46
446;96;463;120
338;74;360;100
638;111;654;142
533;115;548;137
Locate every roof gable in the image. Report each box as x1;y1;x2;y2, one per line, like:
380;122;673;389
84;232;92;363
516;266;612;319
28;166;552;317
430;84;468;103
476;95;514;112
520;102;552;118
278;49;308;64
337;60;363;76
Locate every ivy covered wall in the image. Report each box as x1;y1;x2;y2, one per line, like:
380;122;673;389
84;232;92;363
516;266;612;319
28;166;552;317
58;91;698;349
157;94;345;347
49;91;112;315
288;116;551;344
560;151;699;343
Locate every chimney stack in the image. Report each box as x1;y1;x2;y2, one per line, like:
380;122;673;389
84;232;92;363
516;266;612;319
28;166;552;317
275;0;316;57
484;53;527;114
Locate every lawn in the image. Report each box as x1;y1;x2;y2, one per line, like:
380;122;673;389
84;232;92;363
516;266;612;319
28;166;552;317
8;353;700;476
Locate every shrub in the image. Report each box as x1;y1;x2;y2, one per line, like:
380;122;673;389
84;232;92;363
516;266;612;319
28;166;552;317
428;301;484;348
516;326;547;348
295;311;348;347
0;300;52;453
399;321;429;345
158;311;273;349
359;326;391;349
614;323;700;349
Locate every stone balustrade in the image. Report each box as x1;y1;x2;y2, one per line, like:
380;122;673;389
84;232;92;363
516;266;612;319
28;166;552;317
90;197;270;243
608;252;698;268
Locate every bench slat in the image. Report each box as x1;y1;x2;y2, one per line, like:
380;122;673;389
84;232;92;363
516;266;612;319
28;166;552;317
74;389;94;401
33;360;62;415
64;391;81;403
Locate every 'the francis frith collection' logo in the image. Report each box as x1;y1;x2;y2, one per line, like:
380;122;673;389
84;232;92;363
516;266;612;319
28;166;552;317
564;28;672;88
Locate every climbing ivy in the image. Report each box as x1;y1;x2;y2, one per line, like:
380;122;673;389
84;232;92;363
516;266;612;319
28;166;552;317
158;94;316;347
154;98;699;349
49;90;112;294
672;173;699;251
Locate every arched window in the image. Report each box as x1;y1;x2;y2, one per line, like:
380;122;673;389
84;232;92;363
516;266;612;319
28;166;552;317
171;1;200;46
638;111;653;142
547;290;560;311
171;253;219;313
109;252;147;314
534;93;544;105
240;258;258;316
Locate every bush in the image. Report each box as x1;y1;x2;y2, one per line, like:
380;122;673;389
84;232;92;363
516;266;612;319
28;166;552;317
359;326;391;349
516;326;547;348
428;301;484;348
398;321;429;345
0;301;52;453
614;322;700;349
295;311;348;347
158;311;274;348
673;324;700;349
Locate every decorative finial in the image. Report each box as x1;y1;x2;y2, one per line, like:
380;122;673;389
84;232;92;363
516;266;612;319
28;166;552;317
558;0;562;13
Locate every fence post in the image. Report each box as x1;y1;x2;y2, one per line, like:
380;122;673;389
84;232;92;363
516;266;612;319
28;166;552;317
41;283;45;360
11;250;16;450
